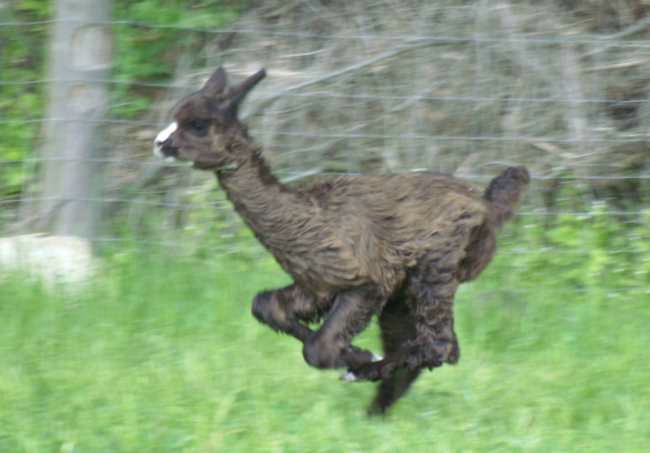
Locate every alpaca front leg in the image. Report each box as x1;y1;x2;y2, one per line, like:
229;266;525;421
251;284;323;342
302;286;384;370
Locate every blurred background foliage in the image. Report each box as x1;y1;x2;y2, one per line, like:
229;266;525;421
111;0;246;118
0;0;649;241
0;0;246;196
5;0;648;214
0;1;50;195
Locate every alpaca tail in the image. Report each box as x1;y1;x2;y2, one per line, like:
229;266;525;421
483;166;530;228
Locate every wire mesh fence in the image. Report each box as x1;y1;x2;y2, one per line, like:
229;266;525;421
1;1;649;264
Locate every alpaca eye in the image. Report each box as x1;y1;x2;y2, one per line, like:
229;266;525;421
187;119;210;136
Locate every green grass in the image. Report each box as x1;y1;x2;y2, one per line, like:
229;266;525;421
1;226;649;452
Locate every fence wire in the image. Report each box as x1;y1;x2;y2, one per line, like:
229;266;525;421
1;2;649;272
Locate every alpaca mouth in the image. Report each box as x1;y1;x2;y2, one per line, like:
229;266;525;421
160;145;179;160
153;142;179;162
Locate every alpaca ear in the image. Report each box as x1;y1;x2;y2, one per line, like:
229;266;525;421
203;66;228;96
225;68;266;116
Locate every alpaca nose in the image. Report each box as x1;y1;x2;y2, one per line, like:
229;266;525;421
153;122;178;159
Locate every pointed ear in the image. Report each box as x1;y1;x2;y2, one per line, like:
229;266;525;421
202;66;228;96
225;69;266;116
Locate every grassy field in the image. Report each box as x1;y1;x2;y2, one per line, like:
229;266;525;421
1;219;649;452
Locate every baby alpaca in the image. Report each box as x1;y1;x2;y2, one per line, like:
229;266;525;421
154;67;529;414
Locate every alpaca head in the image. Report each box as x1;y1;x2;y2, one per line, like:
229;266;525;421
154;66;266;170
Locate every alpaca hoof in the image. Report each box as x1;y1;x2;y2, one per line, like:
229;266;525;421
350;358;399;382
340;371;359;382
340;354;382;382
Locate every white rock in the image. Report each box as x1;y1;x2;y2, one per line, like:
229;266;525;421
0;234;96;291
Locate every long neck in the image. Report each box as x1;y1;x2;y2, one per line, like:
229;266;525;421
215;138;316;254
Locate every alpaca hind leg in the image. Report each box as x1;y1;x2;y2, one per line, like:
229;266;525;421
348;282;459;381
407;280;460;369
368;368;421;415
348;248;465;381
367;296;421;415
393;245;466;370
302;286;384;370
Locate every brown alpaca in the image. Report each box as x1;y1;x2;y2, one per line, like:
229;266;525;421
154;67;530;414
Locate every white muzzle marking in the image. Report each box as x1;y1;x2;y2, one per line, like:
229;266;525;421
153;122;178;159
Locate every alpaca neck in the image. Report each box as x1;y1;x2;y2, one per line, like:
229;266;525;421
215;142;315;255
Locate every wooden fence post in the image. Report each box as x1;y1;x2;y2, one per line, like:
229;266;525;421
38;0;113;239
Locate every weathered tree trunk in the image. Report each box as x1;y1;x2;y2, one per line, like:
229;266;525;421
37;0;112;238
